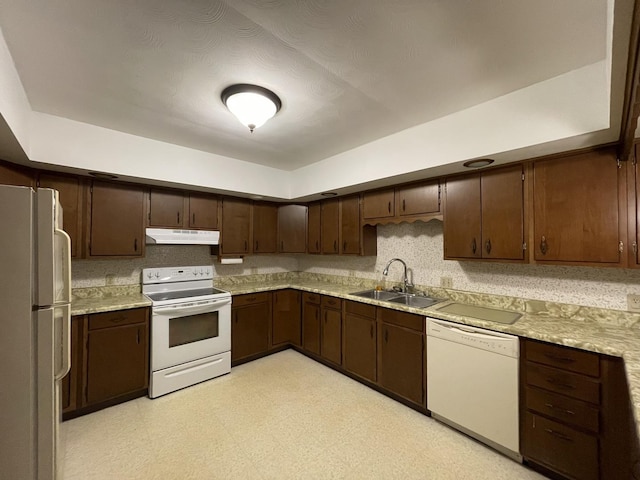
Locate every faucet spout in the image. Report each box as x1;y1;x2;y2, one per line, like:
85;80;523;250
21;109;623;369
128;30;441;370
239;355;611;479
382;258;413;293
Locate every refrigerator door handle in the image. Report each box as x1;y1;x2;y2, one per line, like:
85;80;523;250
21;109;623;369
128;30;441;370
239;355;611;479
54;304;71;380
54;228;72;305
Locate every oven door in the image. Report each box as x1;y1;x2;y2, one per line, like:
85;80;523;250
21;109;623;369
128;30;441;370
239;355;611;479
151;298;231;371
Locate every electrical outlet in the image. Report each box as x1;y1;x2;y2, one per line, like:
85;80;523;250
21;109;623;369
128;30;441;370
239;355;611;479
440;276;453;289
250;267;258;275
105;274;116;285
628;294;640;312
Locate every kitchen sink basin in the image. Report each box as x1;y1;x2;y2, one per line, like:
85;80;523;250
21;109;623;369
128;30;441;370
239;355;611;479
435;302;522;325
386;295;442;308
350;289;400;301
350;289;443;309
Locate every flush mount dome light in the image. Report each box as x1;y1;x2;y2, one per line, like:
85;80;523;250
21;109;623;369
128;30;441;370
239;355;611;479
221;84;282;133
463;158;495;168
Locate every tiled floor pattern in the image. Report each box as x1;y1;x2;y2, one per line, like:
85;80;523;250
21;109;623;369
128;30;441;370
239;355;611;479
62;350;545;479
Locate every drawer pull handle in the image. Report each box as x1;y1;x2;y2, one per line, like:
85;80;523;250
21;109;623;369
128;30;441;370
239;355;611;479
543;353;575;364
546;377;574;390
544;403;575;416
544;428;573;442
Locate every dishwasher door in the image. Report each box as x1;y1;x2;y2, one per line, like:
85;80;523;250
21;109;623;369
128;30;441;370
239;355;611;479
426;317;521;461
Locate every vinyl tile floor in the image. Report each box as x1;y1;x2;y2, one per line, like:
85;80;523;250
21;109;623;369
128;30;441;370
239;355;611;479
62;350;546;479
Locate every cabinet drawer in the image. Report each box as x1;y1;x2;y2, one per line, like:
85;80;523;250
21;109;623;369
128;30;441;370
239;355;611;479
526;386;599;433
526;363;600;405
526;341;599;377
233;292;270;307
377;308;424;332
321;296;342;309
89;308;147;330
523;412;598;480
344;300;376;318
303;292;321;304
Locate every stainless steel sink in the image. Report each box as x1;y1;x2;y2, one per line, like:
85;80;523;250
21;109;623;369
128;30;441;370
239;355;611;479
350;289;400;301
350;289;443;309
386;295;442;308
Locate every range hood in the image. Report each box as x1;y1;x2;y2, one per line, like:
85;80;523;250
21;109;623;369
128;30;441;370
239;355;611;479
145;228;220;245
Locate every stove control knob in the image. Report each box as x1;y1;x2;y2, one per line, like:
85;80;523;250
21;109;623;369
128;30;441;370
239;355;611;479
154;272;160;278
147;272;152;279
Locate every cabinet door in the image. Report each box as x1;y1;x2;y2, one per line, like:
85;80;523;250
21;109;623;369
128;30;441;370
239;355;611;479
232;302;270;363
0;161;34;187
302;302;321;355
253;203;277;253
188;194;218;230
341;196;360;254
363;189;395;219
85;323;148;405
344;313;376;382
444;174;482;259
272;290;301;347
61;316;82;414
307;203;322;254
321;199;340;254
149;188;185;228
481;165;525;260
221;198;252;254
397;181;440;216
278;204;307;253
321;308;342;365
89;181;145;257
38;173;83;258
533;149;621;264
378;322;424;406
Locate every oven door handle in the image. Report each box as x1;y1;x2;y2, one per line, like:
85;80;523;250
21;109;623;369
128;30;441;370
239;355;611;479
154;298;231;316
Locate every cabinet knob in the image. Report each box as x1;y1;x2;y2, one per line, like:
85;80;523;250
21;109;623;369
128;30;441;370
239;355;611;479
540;235;548;255
177;212;180;224
315;240;319;250
384;328;388;343
255;241;259;252
333;240;337;253
471;238;477;254
343;241;347;251
485;238;492;255
192;213;196;225
134;238;138;252
388;201;391;213
245;240;248;252
402;199;406;211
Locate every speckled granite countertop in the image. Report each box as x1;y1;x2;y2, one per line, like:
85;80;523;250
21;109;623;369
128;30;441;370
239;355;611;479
71;273;640;432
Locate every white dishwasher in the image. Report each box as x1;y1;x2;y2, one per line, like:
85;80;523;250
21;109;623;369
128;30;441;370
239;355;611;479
426;318;522;462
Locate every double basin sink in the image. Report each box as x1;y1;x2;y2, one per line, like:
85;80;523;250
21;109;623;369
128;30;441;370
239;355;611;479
350;289;443;309
349;289;522;324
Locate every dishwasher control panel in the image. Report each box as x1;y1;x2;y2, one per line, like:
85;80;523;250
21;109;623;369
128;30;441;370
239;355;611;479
426;317;519;357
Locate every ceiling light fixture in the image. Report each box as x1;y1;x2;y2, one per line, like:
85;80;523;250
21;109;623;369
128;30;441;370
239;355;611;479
221;84;282;133
320;192;338;197
463;159;494;168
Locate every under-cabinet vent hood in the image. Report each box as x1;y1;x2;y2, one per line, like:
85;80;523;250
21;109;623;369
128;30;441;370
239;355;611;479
145;228;220;245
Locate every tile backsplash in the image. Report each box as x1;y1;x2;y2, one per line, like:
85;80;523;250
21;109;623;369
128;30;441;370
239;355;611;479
72;222;640;311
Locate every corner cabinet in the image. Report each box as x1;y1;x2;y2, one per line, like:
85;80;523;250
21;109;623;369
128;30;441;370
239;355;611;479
444;164;525;261
533;148;625;266
87;181;146;258
220;198;252;255
272;289;301;347
278;204;307;253
302;293;321;354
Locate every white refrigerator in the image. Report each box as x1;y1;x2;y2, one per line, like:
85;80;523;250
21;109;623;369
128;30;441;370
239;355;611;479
0;185;72;480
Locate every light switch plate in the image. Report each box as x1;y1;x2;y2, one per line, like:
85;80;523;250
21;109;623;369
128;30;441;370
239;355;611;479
627;294;640;312
440;276;453;289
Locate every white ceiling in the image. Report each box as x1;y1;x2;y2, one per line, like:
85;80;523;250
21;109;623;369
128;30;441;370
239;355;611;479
0;0;614;171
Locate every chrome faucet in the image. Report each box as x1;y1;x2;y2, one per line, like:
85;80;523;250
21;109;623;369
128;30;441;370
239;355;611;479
382;258;414;293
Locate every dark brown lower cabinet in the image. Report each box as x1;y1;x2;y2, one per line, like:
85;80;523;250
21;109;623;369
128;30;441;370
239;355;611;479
302;293;321;355
63;308;150;419
231;292;271;364
343;301;376;383
272;289;301;347
377;308;425;407
320;297;342;365
521;339;640;480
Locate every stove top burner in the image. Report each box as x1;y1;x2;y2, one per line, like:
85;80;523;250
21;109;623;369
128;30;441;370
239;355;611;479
145;287;228;303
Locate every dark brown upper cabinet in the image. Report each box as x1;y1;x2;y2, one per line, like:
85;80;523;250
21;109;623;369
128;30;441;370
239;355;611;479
278;204;307;253
533;148;624;266
340;195;361;254
88;181;145;257
253;203;278;254
362;181;441;225
321;198;340;254
307;202;322;254
188;194;218;230
38;172;84;258
220;197;252;255
148;188;184;228
444;164;525;261
0;160;34;187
